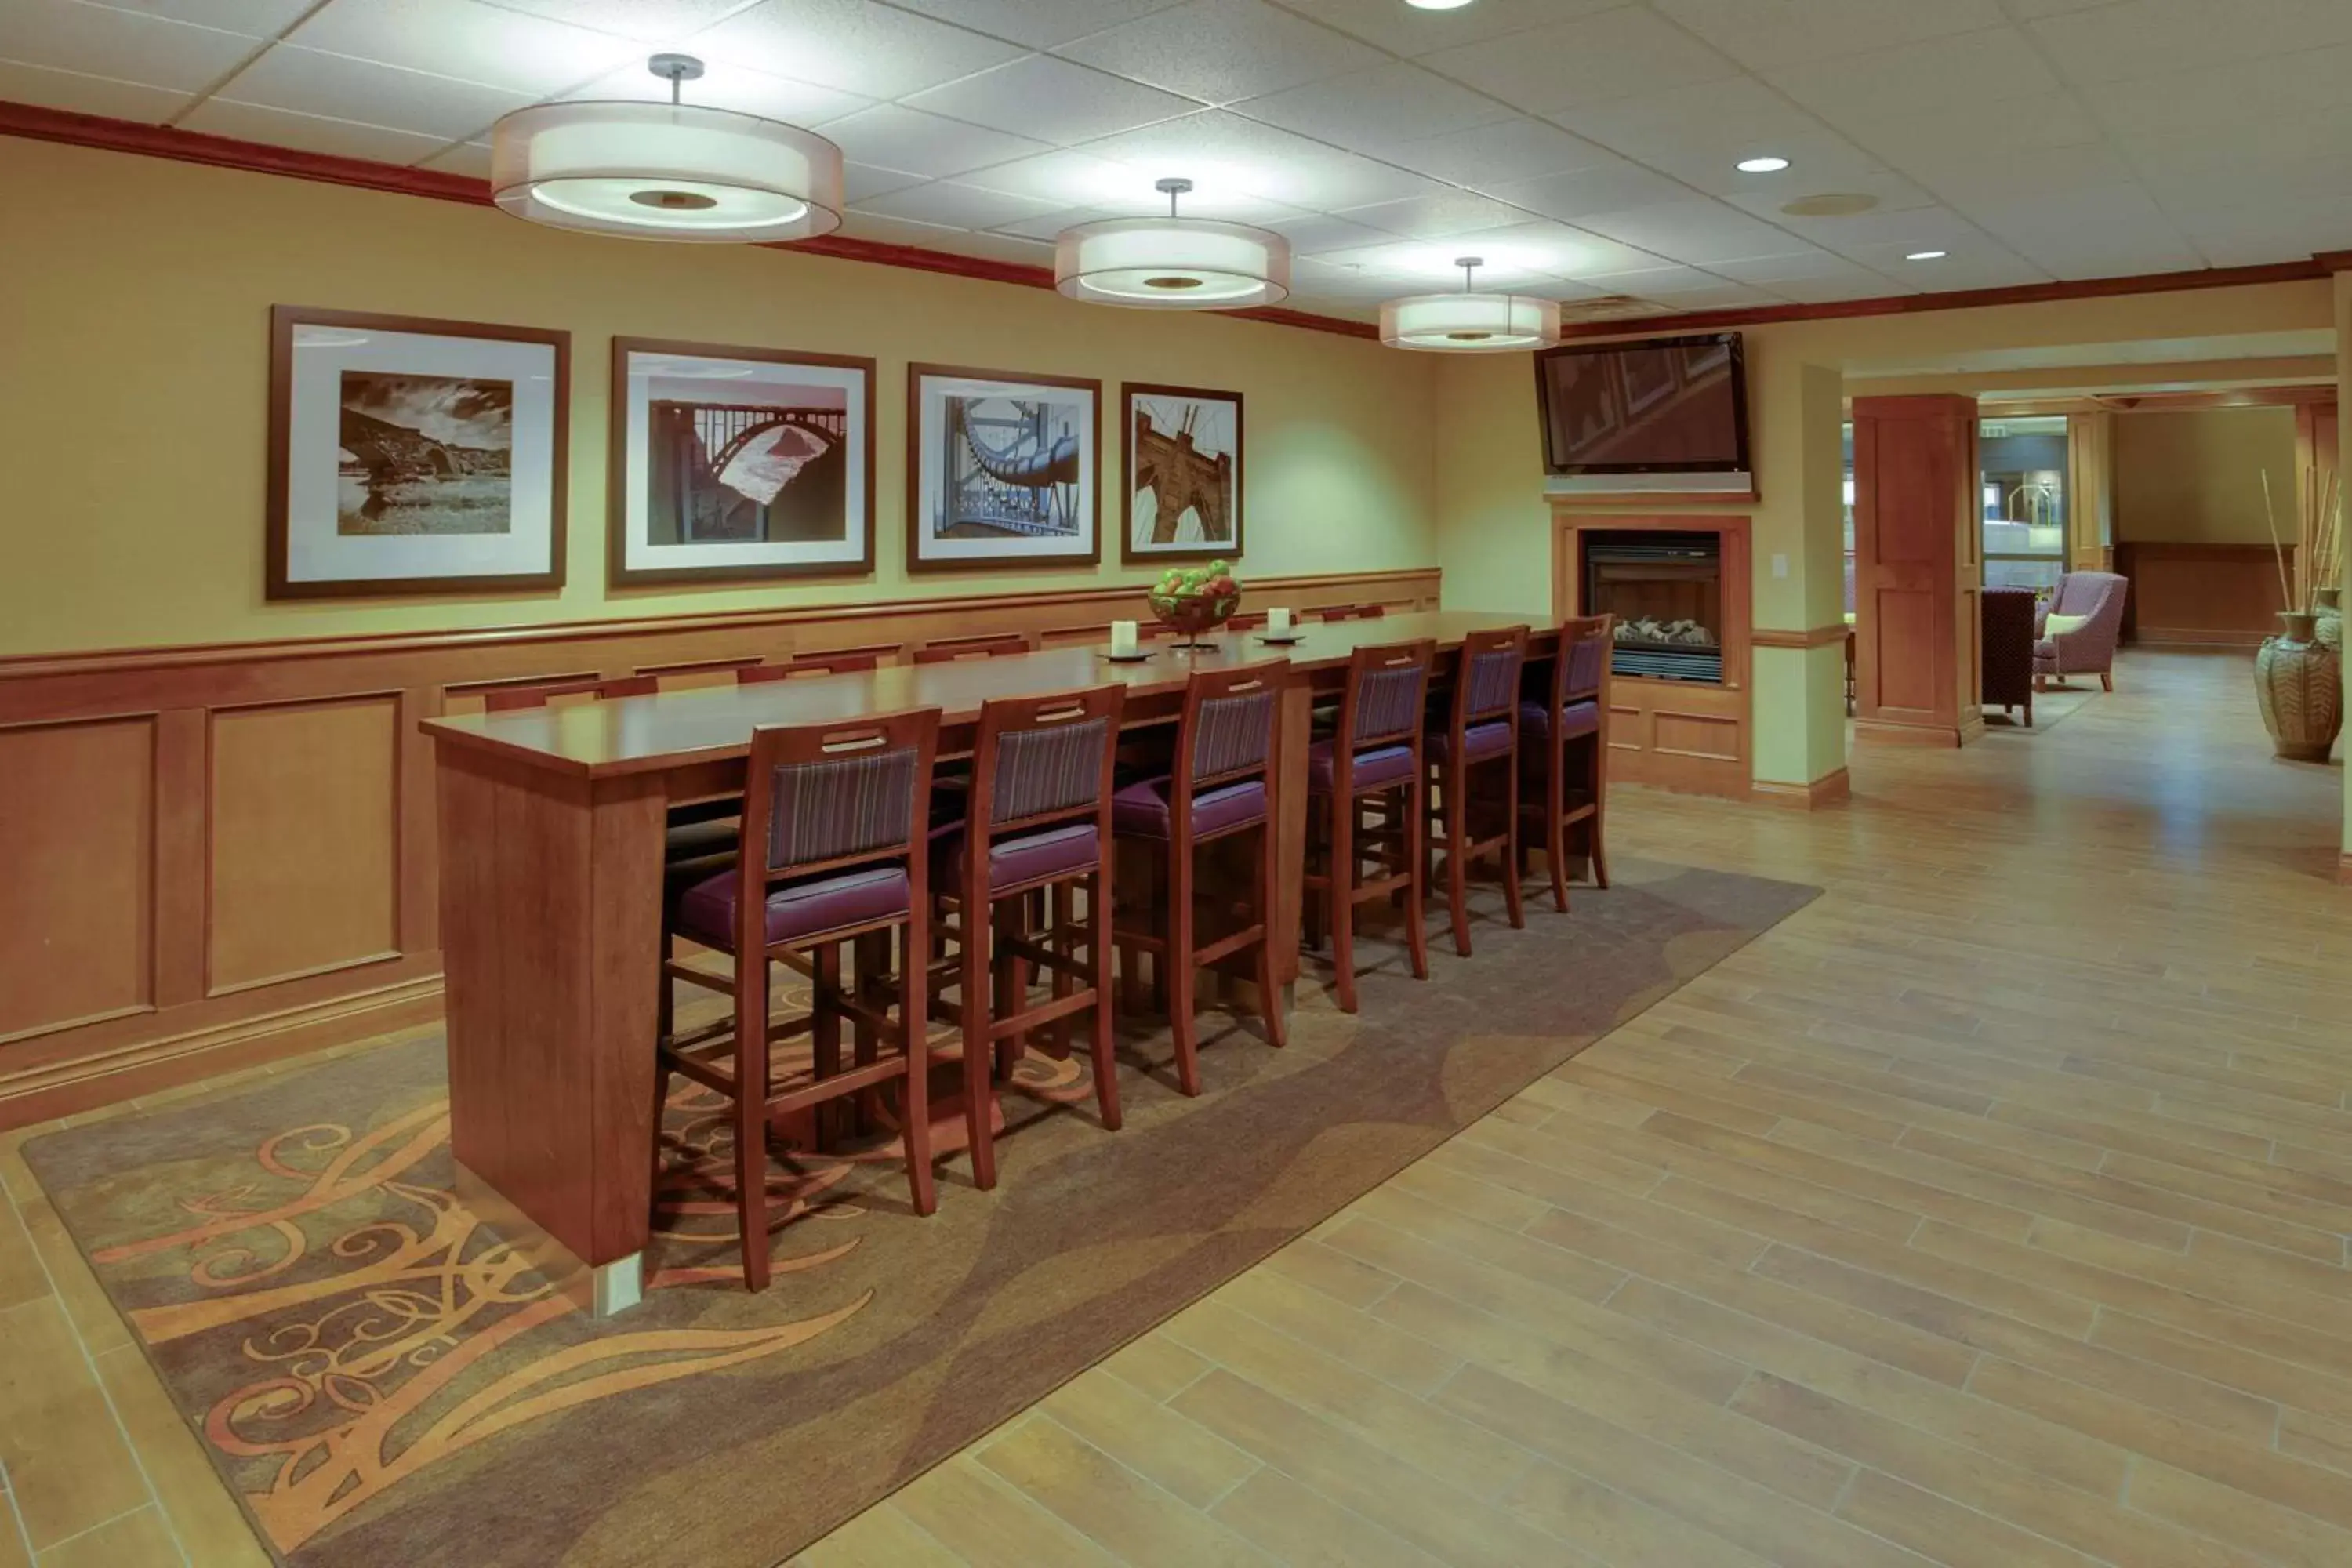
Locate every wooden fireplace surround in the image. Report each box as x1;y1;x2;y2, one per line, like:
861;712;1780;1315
1551;510;1752;799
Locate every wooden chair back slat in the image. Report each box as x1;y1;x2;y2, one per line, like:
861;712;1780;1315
913;633;1034;665
482;673;658;713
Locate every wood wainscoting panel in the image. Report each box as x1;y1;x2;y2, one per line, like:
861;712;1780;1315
2117;542;2295;646
0;717;156;1041
207;695;401;994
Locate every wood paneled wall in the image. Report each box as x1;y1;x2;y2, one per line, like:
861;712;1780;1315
2117;542;2296;646
1852;395;1984;748
0;567;1438;1127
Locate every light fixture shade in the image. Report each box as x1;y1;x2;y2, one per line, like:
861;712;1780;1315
1054;217;1290;309
1379;290;1562;351
490;100;844;243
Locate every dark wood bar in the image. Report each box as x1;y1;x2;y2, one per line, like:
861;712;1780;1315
421;612;1552;1312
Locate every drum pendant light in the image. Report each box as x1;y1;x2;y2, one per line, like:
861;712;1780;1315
1380;256;1562;351
1054;178;1290;310
490;54;844;243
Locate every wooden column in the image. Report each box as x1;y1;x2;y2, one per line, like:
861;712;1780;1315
1853;395;1984;747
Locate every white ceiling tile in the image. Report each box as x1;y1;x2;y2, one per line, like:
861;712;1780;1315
1258;211;1407;255
833;209;967;249
2027;0;2352;85
851;179;1066;230
1272;0;1621;59
103;0;317;29
1893;141;2141;206
1233;61;1515;148
2079;44;2352;141
1831;94;2109;167
419;137;492;176
1466;220;1671;278
903;54;1200;143
212;44;532;138
1417;7;1740;117
177;96;456;161
816;103;1052;179
1644;281;1781;309
1570;263;1734;297
687;0;1025;99
952;147;1145;205
1551;74;1824;158
1572;198;1807;264
1078;111;1445;208
1308;241;1564;296
949;230;1059;267
1703;246;1854;284
289;0;638;93
1380;117;1617;189
1767;27;2058;125
1715;169;1939;226
0;0;261;91
1644;132;1907;201
1767;270;1915;303
1475;160;1691;223
560;56;867;121
1650;0;2009;71
1054;0;1384;104
841;160;928;201
2171;197;2352;267
472;1;760;40
887;0;1183;49
0;57;193;121
1334;187;1533;241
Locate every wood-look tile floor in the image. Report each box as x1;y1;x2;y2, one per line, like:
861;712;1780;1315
7;648;2350;1567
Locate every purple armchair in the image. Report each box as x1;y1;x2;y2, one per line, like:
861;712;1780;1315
2035;572;2128;691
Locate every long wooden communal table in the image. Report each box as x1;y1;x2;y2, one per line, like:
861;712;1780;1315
420;612;1551;1312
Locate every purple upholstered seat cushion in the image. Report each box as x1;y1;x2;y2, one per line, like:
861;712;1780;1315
675;862;910;952
1111;776;1268;839
931;820;1101;892
1307;739;1415;793
1519;699;1600;741
1426;719;1514;763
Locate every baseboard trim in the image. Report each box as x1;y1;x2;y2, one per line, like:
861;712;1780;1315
2338;852;2352;887
0;975;444;1131
2135;628;2267;648
1752;768;1852;809
1853;718;1966;747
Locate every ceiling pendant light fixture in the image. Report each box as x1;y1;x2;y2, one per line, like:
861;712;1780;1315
489;54;844;243
1380;256;1562;352
1054;177;1291;310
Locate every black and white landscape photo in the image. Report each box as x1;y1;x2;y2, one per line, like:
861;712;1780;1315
336;372;514;536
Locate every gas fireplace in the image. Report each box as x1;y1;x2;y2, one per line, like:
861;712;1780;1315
1583;531;1723;682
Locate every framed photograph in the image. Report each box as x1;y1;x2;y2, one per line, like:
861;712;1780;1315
609;338;875;587
1122;383;1243;563
907;363;1099;572
267;305;567;598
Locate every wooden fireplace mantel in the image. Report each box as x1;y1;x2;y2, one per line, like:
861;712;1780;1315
1551;509;1752;800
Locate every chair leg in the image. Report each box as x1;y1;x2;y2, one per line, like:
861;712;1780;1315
652;944;675;1188
1254;815;1287;1051
1087;868;1122;1131
993;899;1023;1084
1301;794;1327;952
1585;738;1610;890
813;943;843;1151
1443;759;1472;958
1402;780;1430;982
1501;754;1525;931
961;905;996;1192
899;921;936;1218
734;954;771;1292
1545;746;1570;913
1167;845;1200;1096
1330;789;1359;1014
2101;670;2113;692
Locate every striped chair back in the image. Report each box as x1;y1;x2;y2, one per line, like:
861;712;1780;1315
1554;613;1615;710
971;684;1126;833
1178;663;1285;793
1341;641;1436;748
742;710;941;881
1458;627;1528;724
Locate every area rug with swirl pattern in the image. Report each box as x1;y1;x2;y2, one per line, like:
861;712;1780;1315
24;857;1815;1568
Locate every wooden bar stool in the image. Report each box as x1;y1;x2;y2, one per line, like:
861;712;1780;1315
1315;604;1386;622
657;708;942;1292
914;632;1033;665
1425;626;1528;957
1303;640;1432;1014
1520;614;1615;910
1110;662;1287;1094
739;645;895;682
931;684;1124;1190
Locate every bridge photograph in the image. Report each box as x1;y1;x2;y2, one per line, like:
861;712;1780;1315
1125;385;1240;561
335;371;513;536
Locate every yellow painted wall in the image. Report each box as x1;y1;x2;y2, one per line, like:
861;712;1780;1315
0;137;1438;658
2114;407;2300;544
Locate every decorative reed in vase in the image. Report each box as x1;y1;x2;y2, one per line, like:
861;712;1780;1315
2256;471;2342;760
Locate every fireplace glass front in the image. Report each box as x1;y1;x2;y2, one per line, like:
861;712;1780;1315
1584;532;1723;683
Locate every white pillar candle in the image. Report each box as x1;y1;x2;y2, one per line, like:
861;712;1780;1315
1110;619;1139;656
1268;607;1294;634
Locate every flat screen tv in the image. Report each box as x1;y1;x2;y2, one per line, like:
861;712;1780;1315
1533;332;1750;477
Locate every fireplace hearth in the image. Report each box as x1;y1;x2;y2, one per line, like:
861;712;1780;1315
1583;532;1722;682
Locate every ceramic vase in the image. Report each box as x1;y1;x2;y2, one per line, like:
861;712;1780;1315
2255;611;2342;762
2314;586;2342;652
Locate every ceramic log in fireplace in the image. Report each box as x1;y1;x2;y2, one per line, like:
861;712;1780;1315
1584;532;1723;682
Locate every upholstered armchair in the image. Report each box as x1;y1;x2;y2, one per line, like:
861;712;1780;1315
1982;587;2037;725
2034;572;2128;691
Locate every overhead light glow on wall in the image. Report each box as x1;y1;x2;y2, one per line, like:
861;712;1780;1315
1380;257;1561;353
490;54;843;243
1054;178;1291;309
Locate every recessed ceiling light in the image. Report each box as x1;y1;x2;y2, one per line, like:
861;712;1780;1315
1735;155;1791;173
1404;0;1477;9
1906;249;1949;260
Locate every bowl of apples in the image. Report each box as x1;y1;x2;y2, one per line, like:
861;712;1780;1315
1147;561;1241;647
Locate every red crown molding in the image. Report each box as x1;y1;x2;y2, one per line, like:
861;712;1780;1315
2314;249;2352;273
1560;256;2334;339
0;98;1378;340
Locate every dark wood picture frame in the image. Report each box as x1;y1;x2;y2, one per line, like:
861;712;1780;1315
607;337;878;589
1120;381;1244;564
905;361;1102;575
266;304;569;600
